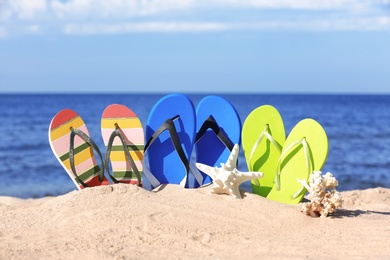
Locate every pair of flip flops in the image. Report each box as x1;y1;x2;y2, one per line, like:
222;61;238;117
49;104;144;189
242;105;328;204
144;94;241;190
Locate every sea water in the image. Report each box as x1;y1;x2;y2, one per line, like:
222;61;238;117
0;93;389;198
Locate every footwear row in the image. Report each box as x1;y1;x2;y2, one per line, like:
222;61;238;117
48;93;328;204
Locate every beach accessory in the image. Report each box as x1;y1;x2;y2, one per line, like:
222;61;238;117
49;109;109;189
196;144;263;199
101;104;144;186
266;118;328;204
194;95;241;187
298;171;343;217
144;94;196;189
242;105;286;197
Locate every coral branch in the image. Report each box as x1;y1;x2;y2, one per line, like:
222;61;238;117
298;171;343;217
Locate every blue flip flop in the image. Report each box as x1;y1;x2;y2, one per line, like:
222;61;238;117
194;95;241;186
144;94;196;189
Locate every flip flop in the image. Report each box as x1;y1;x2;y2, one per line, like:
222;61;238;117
194;95;241;186
266;118;329;204
101;104;144;186
144;94;196;189
241;105;286;197
48;109;109;189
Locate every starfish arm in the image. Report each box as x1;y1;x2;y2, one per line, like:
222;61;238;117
224;143;240;171
213;179;224;189
197;144;265;199
226;183;242;199
196;163;218;179
211;185;230;195
234;171;264;186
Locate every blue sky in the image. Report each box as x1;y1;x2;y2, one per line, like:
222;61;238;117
1;0;390;94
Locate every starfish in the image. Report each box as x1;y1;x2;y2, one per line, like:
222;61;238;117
196;144;263;199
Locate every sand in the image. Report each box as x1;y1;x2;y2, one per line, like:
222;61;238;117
1;184;389;259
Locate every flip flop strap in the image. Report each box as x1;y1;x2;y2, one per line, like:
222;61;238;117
144;115;190;174
248;124;282;167
274;137;312;199
69;128;105;188
195;116;234;151
104;124;141;186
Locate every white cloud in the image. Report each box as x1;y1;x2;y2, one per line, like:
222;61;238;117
64;22;229;34
216;0;355;10
28;24;41;33
4;0;46;20
0;0;372;20
0;0;389;36
246;16;390;31
50;0;92;19
51;0;196;19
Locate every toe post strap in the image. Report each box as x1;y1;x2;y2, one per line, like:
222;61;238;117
104;123;142;186
145;115;190;175
69;127;105;188
195;115;234;152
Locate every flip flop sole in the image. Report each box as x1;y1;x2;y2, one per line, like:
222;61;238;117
49;109;109;189
101;104;144;184
145;94;196;188
267;118;328;204
242;105;285;197
195;95;241;186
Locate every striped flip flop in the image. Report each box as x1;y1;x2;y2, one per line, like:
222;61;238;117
101;104;144;185
49;109;109;189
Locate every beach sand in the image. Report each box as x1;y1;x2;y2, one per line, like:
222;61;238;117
1;184;389;259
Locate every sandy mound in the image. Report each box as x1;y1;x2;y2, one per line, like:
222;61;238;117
1;184;389;259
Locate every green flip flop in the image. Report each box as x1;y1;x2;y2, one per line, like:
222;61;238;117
242;105;286;197
267;118;329;204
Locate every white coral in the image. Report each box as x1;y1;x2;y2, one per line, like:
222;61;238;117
297;171;343;218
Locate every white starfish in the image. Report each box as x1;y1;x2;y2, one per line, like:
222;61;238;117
196;144;263;199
